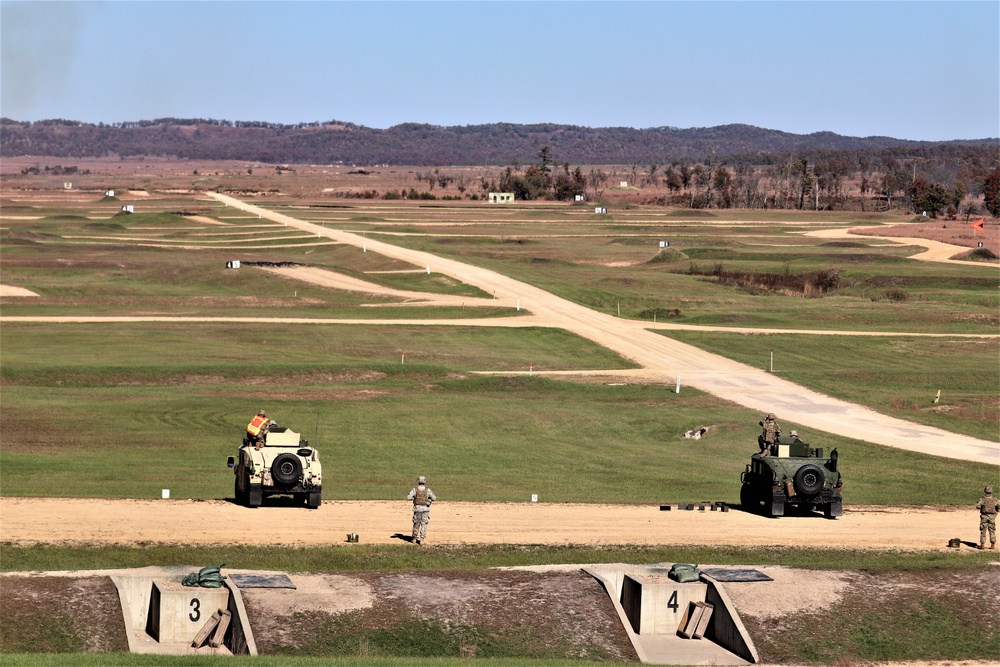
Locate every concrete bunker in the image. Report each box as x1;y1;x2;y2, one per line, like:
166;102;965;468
585;565;758;665
111;566;257;656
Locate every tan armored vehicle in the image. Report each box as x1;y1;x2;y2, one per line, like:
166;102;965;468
228;425;322;509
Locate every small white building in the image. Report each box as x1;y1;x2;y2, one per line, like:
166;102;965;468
489;192;514;203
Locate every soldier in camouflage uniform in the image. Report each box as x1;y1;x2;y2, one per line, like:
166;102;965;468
407;476;436;545
976;485;998;549
758;413;781;455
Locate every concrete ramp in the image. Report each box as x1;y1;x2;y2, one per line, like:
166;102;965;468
110;566;256;655
585;565;757;665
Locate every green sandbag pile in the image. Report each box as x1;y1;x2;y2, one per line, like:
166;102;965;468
182;564;226;588
668;563;701;583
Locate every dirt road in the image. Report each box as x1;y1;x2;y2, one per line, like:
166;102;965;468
0;285;39;297
0;497;984;551
205;193;999;465
805;227;994;266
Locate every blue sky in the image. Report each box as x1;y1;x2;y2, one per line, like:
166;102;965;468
2;1;997;140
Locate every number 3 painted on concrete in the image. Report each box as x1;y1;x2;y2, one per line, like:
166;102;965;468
190;598;201;622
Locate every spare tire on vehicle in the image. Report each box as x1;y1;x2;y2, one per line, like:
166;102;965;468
793;464;824;496
271;453;302;486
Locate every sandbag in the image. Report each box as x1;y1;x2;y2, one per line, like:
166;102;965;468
670;568;701;583
183;564;226;588
668;562;701;583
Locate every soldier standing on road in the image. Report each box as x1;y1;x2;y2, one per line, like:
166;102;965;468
758;413;781;455
976;485;999;549
246;410;270;450
407;476;436;545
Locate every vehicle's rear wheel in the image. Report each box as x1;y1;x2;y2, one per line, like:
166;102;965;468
740;484;757;512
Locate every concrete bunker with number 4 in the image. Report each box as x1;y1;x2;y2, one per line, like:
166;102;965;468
228;426;322;509
585;564;758;665
740;434;843;518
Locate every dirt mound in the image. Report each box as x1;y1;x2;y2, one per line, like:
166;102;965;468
245;569;633;660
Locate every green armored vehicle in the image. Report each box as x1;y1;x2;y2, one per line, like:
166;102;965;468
228;425;322;509
740;434;842;518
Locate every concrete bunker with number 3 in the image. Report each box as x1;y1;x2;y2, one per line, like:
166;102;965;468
228;426;322;509
110;566;256;656
740;434;843;518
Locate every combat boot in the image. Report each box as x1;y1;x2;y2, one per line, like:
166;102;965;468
991;542;997;550
979;543;986;550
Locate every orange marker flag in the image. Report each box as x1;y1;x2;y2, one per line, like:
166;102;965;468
971;217;985;232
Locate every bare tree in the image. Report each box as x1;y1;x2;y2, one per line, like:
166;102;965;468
647;164;660;187
588;168;608;201
628;162;640;186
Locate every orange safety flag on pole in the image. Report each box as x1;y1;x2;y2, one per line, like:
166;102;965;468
971;217;985;232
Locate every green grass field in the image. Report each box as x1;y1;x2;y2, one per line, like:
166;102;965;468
660;331;999;441
1;198;996;503
1;351;993;503
3;543;995;574
2;192;998;664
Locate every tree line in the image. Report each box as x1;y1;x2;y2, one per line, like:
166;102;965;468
2;117;994;167
3;118;996;215
469;146;999;217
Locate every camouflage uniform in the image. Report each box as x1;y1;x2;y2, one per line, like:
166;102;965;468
758;413;781;454
976;485;999;549
407;476;436;544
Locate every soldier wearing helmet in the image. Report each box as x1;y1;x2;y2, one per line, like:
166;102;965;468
246;410;270;450
758;413;781;455
976;484;999;549
407;475;437;545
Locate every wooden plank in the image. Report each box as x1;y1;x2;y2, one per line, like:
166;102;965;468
693;602;714;639
191;609;222;648
209;609;232;648
678;601;703;639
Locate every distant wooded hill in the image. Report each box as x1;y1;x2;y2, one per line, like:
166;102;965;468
1;117;996;166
